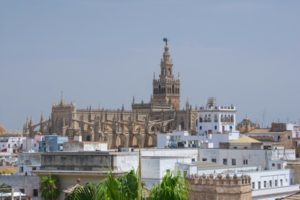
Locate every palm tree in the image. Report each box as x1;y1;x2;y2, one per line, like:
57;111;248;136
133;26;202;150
68;182;105;200
40;175;60;200
117;170;139;200
71;170;139;200
149;171;189;200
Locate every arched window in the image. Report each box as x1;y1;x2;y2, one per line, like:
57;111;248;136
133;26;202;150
172;85;175;93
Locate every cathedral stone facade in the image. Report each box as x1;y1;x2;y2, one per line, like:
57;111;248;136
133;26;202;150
24;40;198;148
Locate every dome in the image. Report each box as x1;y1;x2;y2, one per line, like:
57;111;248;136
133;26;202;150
0;125;6;135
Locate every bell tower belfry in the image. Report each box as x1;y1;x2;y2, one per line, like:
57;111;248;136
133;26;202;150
152;38;180;110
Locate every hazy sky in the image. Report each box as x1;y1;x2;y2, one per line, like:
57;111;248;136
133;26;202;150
1;1;300;131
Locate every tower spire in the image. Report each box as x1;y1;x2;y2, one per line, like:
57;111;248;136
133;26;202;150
60;91;64;105
152;39;180;111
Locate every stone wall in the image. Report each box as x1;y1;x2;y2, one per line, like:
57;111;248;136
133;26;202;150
187;174;252;200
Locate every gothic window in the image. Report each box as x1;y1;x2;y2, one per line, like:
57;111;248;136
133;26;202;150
172;85;175;93
168;68;171;76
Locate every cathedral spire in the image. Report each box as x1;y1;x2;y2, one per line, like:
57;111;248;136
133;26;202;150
60;91;64;106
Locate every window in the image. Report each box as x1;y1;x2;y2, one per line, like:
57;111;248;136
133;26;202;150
191;158;195;162
264;181;267;188
288;136;291;139
223;159;227;165
19;189;24;193
20;167;23;173
252;182;255;189
199;126;202;130
214;126;217;130
275;180;278;187
32;167;36;171
212;158;217;163
232;159;236;166
269;180;272;188
202;158;207;162
258;181;261;189
33;189;38;197
166;169;170;173
277;164;281;169
272;163;275;167
243;159;248;165
280;179;283;186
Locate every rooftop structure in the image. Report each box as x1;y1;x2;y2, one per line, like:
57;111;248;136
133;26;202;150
197;98;238;135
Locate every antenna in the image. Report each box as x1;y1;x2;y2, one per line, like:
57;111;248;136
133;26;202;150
262;109;266;128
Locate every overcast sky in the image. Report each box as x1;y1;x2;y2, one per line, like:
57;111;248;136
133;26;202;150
1;1;300;131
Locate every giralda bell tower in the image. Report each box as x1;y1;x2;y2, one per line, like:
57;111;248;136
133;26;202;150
152;38;180;111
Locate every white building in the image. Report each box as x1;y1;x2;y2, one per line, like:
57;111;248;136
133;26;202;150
141;148;198;188
198;97;238;135
197;147;295;170
0;136;26;153
286;123;300;138
22;135;43;153
157;130;239;148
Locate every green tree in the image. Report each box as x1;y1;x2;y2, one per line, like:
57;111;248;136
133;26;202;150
40;175;60;200
149;171;189;200
71;170;140;200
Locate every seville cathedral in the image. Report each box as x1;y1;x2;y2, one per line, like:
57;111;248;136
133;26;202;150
23;39;198;148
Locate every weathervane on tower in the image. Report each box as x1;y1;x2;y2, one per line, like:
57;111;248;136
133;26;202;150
163;37;168;46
